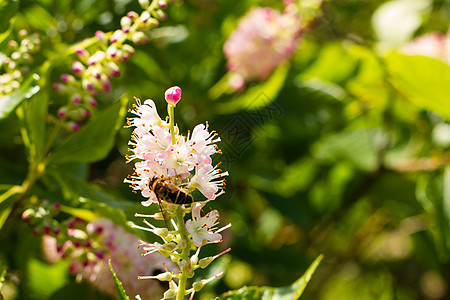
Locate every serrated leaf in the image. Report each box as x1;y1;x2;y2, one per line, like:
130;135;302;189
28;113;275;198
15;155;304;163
49;95;128;164
221;255;323;300
0;75;40;120
386;52;450;120
109;259;130;300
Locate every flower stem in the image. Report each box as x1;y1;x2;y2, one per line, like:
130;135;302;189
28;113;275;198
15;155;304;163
176;206;191;300
168;104;176;145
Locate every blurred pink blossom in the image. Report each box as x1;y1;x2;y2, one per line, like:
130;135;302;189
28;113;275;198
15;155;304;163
401;31;450;64
224;7;302;85
43;218;171;299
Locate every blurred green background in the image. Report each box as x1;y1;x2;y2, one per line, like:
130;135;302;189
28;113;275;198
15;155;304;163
1;0;450;299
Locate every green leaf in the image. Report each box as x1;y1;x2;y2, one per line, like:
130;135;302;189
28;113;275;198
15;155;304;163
314;129;389;172
216;63;290;114
16;87;48;164
0;185;22;230
0;0;18;32
49;95;128;164
0;75;40;120
221;254;323;300
49;170;141;233
109;259;130;300
27;258;68;299
386;52;450;120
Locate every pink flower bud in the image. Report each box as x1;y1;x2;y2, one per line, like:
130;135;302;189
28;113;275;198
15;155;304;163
67;220;75;228
165;86;182;105
75;46;89;61
95;30;107;42
127;11;139;20
32;228;40;235
53;227;61;235
60;74;74;83
52;83;63;91
102;81;112;92
43;225;51;235
57;107;68;118
69;122;81;132
74;240;81;248
72;61;85;75
19;29;28;37
87;98;98;108
158;0;167;9
72;94;82;104
53;202;61;211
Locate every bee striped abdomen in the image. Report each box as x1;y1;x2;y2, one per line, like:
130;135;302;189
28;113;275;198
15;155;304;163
150;177;193;205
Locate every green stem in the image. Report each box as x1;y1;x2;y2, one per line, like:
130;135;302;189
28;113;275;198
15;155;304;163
176;206;191;300
168;104;176;145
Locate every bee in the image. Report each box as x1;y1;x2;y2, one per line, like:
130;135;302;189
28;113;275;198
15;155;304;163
148;176;193;205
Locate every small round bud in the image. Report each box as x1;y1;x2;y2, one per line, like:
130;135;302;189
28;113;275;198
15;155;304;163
67;121;81;132
154;227;169;237
53;202;61;211
156;272;173;281
8;40;18;50
57;107;68;118
72;61;85;75
138;0;150;9
121;16;132;28
198;257;214;268
193;280;206;292
95;30;107;42
127;11;139;20
163;289;176;299
72;94;82;104
165;86;182;105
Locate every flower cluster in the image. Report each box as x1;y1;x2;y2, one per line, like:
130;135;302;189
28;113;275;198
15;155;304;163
223;6;302;91
51;0;170;131
401;31;450;65
125;86;228;204
126;87;231;299
0;30;40;96
36;215;170;299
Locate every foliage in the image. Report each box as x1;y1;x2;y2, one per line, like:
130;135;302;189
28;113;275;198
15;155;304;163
0;0;449;299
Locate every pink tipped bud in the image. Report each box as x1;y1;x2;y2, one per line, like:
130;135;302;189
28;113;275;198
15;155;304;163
57;107;68;118
72;94;82;104
53;202;61;211
82;260;89;267
127;11;139;20
87;98;98;108
107;46;117;58
121;16;132;28
18;29;28;37
32;228;40;235
8;40;18;50
67;220;75;228
43;225;51;235
72;61;85;75
52;83;64;91
165;86;182;105
95;250;105;259
73;240;81;248
102;81;112;92
140;11;151;23
60;74;74;83
85;240;92;248
95;30;107;42
75;46;89;61
69;122;81;132
53;227;61;235
158;0;167;9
